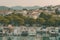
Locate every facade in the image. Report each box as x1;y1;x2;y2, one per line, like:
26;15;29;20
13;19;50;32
28;27;36;36
20;26;28;36
13;27;20;36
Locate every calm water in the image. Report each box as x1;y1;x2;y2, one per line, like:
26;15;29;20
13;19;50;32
0;35;48;40
0;36;59;40
0;36;38;40
0;33;59;40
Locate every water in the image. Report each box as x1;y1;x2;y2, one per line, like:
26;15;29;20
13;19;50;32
0;36;59;40
0;36;45;40
0;36;36;40
0;32;59;40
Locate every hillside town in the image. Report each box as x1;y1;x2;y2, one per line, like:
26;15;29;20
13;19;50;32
0;24;60;40
0;5;60;19
0;5;60;40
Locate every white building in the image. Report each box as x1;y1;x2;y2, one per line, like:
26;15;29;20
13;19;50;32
28;27;36;36
13;27;21;36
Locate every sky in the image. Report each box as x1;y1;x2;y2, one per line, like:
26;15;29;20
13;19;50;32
0;0;60;7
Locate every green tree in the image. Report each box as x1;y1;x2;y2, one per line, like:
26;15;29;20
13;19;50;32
25;17;36;26
0;16;5;25
55;18;60;26
39;12;52;20
36;18;46;26
47;18;56;26
55;8;60;15
13;16;24;26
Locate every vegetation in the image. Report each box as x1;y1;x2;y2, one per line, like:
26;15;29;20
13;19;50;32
0;11;60;27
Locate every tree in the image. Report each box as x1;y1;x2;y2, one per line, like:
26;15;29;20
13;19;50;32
39;12;52;20
25;17;36;26
2;18;9;25
0;16;5;25
55;8;60;15
29;18;36;26
36;18;46;26
5;13;26;26
47;18;56;26
23;8;28;10
0;16;10;26
14;16;24;26
55;18;60;26
5;16;14;24
47;5;52;11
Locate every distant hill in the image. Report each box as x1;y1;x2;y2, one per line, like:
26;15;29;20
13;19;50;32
0;6;13;10
54;5;60;8
11;6;41;10
11;6;24;10
0;6;41;10
0;5;60;10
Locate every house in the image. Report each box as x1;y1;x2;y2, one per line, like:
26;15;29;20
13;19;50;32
2;25;14;36
48;27;58;37
0;27;3;36
30;11;40;19
49;37;56;40
56;35;60;40
49;27;59;40
3;27;9;36
0;10;13;16
28;27;36;36
49;27;55;34
54;27;60;40
36;27;41;34
13;27;20;36
58;29;60;35
39;27;49;37
20;26;28;36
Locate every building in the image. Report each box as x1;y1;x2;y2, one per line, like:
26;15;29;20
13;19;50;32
28;27;36;36
20;26;28;36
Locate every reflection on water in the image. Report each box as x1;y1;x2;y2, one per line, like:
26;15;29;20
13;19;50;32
0;36;59;40
0;36;41;40
0;37;2;40
2;36;31;40
8;37;12;40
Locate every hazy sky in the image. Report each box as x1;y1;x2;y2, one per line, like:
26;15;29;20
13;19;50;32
0;0;60;7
